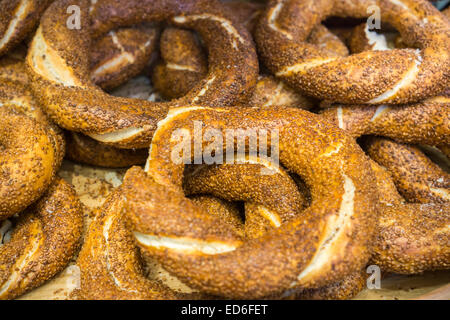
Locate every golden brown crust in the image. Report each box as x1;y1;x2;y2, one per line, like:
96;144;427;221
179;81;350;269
0;178;83;299
256;0;450;104
0;107;58;219
152;28;207;100
26;0;259;149
370;161;450;274
248;75;315;109
75;189;187;300
122;106;379;299
366;138;449;204
321;99;449;146
91;26;159;90
0;0;53;56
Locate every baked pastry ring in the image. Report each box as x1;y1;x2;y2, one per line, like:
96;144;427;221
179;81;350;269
152;27;207;101
0;178;83;300
26;0;258;149
122;106;378;299
0;107;58;220
256;0;449;104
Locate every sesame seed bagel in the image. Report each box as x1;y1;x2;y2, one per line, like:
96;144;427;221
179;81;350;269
366;137;449;204
26;0;258;149
0;0;53;56
256;0;450;104
370;160;450;274
122;106;378;299
0;178;83;300
0;107;58;220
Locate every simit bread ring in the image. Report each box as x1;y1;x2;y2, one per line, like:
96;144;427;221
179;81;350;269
366;137;449;204
0;107;58;220
0;178;83;300
0;41;151;168
0;0;53;56
184;159;368;300
122;106;378;299
370;160;450;274
256;0;450;104
26;0;258;149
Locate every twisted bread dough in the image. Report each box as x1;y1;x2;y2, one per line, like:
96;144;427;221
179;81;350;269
0;178;83;299
256;0;449;104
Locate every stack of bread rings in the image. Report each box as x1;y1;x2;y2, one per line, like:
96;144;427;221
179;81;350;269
0;0;448;300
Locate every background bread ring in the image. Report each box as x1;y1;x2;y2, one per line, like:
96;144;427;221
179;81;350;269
26;0;259;149
0;178;83;299
369;161;450;274
0;107;57;220
152;28;207;101
256;0;449;104
321;97;449;146
91;25;159;90
366;137;449;204
0;0;53;56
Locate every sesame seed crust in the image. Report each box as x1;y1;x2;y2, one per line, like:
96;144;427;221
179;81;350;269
0;178;83;300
